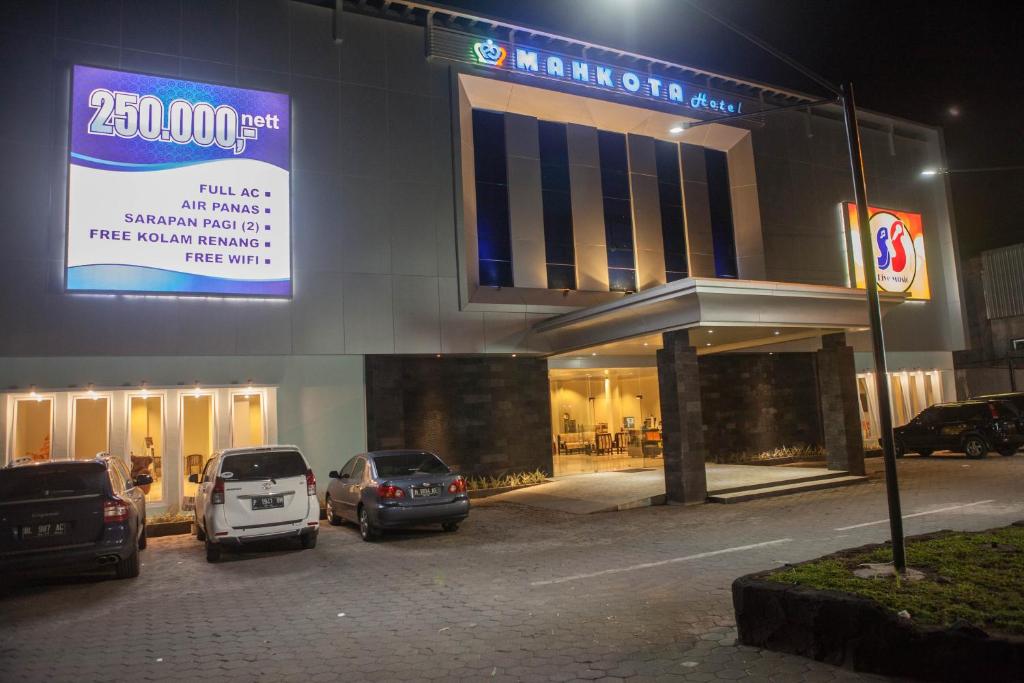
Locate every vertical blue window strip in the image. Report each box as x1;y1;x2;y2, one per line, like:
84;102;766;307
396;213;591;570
472;110;513;287
538;121;576;290
597;130;636;292
705;149;738;279
654;140;688;282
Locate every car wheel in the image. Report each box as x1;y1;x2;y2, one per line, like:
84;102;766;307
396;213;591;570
893;440;905;459
115;546;140;579
442;521;460;533
963;436;988;459
917;449;933;458
358;506;379;542
138;523;147;550
325;496;342;526
205;538;222;563
194;516;206;542
301;531;318;549
997;447;1017;457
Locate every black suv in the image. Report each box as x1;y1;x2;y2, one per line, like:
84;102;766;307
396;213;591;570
894;399;1023;459
0;455;150;579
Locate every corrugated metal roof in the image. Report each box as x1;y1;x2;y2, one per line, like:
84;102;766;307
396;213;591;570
982;243;1024;319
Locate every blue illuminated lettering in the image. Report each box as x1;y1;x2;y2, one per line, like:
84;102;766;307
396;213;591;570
571;61;589;82
515;49;539;72
469;39;743;115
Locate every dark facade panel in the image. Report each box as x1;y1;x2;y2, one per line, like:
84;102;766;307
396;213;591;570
365;356;552;476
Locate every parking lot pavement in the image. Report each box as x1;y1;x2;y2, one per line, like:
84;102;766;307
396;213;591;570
1;455;1022;682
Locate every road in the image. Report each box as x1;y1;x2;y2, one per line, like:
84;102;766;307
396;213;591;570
1;455;1021;682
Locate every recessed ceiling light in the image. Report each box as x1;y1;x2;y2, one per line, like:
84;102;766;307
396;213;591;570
707;329;714;334
591;352;597;356
642;342;649;347
669;125;684;134
705;342;712;347
773;330;781;335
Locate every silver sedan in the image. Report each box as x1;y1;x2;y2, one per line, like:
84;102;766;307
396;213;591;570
325;450;470;541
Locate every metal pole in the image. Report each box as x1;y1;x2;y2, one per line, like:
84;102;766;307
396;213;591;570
843;81;909;573
841;82;907;572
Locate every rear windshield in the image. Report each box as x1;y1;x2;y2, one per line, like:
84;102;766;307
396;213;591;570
0;464;108;501
373;452;450;478
220;451;307;481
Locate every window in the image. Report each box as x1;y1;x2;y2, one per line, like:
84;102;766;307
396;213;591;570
73;396;108;460
472;109;513;287
339;457;357;479
231;393;265;448
597;131;636;292
704;149;738;278
351;457;366;482
12;398;52;463
372;452;450;477
129;395;163;503
181;394;213;505
654;140;688;282
220;450;306;481
1014;338;1024;351
538;121;576;289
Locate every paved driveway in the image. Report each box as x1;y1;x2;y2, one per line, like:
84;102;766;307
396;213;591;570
1;455;1022;682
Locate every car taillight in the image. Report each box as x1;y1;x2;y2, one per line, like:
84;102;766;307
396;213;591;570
448;477;466;494
211;477;225;505
989;403;1001;419
103;497;130;523
377;484;406;499
306;468;317;497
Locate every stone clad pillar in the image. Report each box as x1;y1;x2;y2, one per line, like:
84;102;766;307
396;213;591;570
657;330;708;504
815;332;866;475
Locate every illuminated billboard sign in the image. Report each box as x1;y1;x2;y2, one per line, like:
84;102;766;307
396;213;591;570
843;203;930;300
66;65;291;297
470;39;744;115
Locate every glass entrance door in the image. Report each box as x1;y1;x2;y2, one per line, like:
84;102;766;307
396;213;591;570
129;395;163;502
181;394;214;508
550;368;663;475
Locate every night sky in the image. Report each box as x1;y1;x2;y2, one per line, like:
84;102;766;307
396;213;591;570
434;0;1023;260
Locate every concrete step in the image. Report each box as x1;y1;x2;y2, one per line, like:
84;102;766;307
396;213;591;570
707;470;854;496
707;475;869;503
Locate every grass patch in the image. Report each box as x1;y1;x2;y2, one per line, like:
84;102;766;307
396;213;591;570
147;511;192;525
768;525;1024;636
466;469;549;492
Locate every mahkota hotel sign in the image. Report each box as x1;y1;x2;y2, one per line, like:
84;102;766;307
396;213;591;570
843;203;931;300
428;26;745;116
66;65;291;297
471;39;744;115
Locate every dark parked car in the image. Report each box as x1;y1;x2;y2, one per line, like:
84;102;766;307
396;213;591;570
975;392;1024;420
894;399;1023;459
0;455;150;579
325;450;469;541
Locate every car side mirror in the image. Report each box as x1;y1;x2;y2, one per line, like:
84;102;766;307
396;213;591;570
328;470;339;479
134;473;153;486
341;473;351;480
187;473;199;484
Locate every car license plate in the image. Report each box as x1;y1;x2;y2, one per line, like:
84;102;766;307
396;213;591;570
251;495;284;510
412;486;440;498
17;522;71;539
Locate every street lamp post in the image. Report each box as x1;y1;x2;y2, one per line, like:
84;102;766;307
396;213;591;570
840;83;907;571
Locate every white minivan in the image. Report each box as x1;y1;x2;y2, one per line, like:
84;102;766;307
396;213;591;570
191;446;320;562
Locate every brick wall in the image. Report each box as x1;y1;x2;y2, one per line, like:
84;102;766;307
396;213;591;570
697;353;823;460
365;356;552;476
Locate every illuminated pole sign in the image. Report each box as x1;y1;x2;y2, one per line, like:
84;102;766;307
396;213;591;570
842;203;931;300
470;38;744;115
66;65;291;297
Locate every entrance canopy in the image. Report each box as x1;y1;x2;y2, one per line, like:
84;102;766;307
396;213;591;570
532;277;907;356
